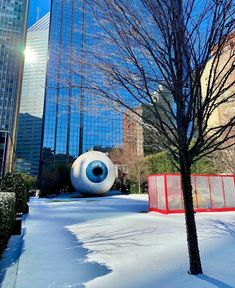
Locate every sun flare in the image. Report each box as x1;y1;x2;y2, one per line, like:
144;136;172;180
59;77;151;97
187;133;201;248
24;47;37;63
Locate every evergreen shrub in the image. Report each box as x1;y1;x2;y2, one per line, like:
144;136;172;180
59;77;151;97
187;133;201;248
0;173;28;214
0;192;15;256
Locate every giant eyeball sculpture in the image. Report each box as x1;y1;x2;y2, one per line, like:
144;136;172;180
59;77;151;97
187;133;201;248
70;151;116;195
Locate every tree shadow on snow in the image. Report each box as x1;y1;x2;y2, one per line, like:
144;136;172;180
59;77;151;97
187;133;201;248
210;219;235;238
0;195;148;287
0;203;112;288
196;274;234;288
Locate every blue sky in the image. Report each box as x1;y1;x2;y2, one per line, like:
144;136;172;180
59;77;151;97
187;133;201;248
28;0;51;27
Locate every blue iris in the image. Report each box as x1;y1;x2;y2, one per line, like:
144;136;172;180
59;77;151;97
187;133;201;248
86;160;108;183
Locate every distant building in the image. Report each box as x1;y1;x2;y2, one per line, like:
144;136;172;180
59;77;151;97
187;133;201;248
201;33;235;139
16;113;43;175
123;106;144;157
142;85;174;155
0;0;29;177
17;1;140;182
41;0;122;176
16;13;50;176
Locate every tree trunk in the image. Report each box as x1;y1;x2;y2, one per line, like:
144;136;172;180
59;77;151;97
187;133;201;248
138;179;141;194
180;154;202;275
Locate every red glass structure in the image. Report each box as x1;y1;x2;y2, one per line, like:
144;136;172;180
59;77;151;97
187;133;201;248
148;174;235;214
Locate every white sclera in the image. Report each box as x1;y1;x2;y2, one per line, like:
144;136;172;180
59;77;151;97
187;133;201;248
70;151;116;195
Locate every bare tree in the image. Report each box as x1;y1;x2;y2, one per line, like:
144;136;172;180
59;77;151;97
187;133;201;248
128;154;149;194
110;146;149;193
109;147;128;191
73;0;235;275
214;145;235;174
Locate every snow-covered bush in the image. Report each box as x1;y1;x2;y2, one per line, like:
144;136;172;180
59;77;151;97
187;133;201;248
0;173;28;214
0;192;15;255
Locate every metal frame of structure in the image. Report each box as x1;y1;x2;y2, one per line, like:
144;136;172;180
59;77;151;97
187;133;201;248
148;174;235;214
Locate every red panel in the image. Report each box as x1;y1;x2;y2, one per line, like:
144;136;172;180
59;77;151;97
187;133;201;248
166;175;183;210
210;176;225;208
208;176;213;208
164;175;169;213
223;176;235;207
148;176;150;212
193;175;199;209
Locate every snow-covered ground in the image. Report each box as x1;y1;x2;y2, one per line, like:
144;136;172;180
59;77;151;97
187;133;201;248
1;194;235;288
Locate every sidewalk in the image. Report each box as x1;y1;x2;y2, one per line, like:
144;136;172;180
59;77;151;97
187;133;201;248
0;198;112;288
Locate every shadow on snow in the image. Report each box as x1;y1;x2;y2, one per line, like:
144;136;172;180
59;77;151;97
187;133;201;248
0;199;116;288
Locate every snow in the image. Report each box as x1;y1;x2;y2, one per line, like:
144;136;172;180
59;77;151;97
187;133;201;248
1;194;235;288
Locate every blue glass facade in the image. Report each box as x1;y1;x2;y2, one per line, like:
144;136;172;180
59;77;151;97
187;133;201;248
41;0;123;172
16;13;50;176
0;0;29;177
16;113;42;175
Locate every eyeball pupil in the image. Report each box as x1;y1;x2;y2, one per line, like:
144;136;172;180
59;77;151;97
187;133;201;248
92;167;103;176
86;160;108;183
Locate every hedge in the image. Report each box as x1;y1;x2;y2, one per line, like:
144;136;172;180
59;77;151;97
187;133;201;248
0;192;16;256
0;173;28;214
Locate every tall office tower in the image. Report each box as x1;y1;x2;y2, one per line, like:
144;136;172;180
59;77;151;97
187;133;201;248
123;106;144;158
16;13;50;176
41;0;122;176
202;33;235;135
0;0;29;177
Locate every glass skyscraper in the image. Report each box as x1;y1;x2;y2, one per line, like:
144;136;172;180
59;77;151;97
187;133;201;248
16;13;50;176
0;0;29;177
41;0;123;174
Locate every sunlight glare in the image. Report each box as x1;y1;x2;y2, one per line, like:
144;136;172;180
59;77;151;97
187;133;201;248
24;47;37;63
